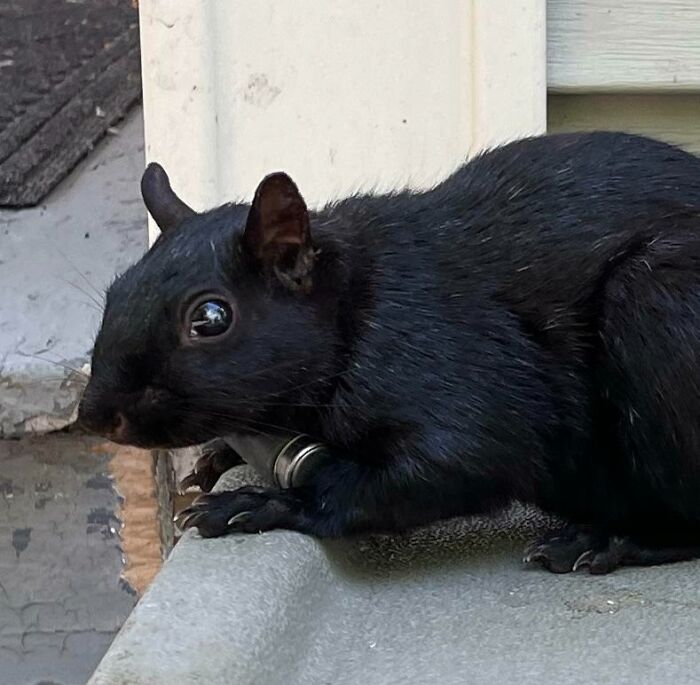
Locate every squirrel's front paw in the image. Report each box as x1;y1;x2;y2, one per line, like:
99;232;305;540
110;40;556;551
174;486;307;537
178;440;243;493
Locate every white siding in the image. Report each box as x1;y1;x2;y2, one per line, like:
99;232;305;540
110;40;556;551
548;0;700;92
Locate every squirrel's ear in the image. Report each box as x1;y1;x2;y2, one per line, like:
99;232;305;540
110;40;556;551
141;163;195;233
243;172;315;292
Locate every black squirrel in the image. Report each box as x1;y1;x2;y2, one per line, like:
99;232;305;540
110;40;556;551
79;132;700;574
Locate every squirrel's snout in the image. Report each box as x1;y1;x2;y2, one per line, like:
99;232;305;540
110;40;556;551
78;405;130;445
77;386;130;444
106;412;129;443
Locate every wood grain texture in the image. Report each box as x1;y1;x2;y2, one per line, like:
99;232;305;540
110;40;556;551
548;0;700;92
106;443;163;595
548;94;700;154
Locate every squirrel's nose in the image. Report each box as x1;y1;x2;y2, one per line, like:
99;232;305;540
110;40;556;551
106;412;129;443
77;388;129;443
79;407;129;444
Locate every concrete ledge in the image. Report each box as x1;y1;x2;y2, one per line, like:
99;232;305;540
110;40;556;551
88;465;700;685
0;109;146;437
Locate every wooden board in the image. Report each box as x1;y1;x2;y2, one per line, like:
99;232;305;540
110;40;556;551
548;93;700;154
548;0;700;92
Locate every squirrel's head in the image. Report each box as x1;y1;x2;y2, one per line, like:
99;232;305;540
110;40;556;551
78;164;343;448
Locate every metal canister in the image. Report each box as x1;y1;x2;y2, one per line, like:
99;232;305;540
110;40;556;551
223;431;331;489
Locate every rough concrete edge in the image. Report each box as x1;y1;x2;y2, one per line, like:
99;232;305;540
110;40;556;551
153;449;176;559
0;357;89;438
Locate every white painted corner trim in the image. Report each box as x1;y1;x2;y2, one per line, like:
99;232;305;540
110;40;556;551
139;1;546;242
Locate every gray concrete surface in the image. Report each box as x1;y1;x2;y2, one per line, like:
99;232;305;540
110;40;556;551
0;435;138;685
0;108;147;437
89;466;700;685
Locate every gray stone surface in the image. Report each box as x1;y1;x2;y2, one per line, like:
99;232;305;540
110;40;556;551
0;435;137;685
90;466;700;685
0;108;147;437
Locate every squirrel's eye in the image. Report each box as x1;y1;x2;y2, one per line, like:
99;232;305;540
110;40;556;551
188;300;233;338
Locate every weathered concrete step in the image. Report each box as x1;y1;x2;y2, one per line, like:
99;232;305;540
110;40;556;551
0;108;146;438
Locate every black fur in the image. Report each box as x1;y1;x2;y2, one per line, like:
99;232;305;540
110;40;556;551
80;132;700;572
